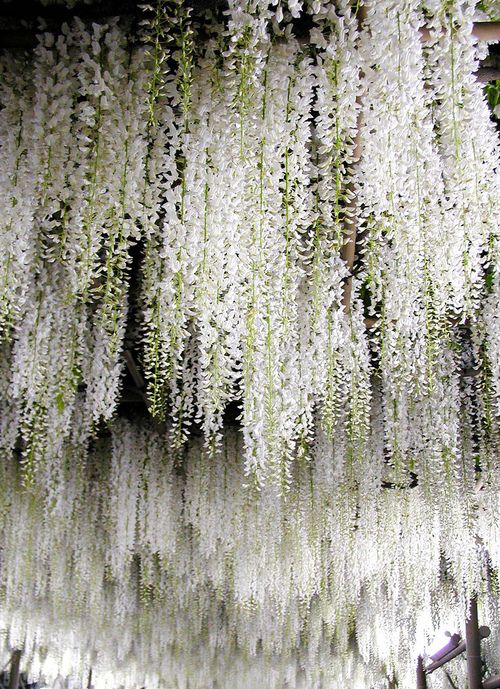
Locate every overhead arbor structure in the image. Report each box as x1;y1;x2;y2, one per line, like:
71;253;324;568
0;0;499;687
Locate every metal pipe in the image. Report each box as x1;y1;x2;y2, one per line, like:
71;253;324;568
484;675;500;689
417;656;427;689
465;596;483;689
8;650;21;689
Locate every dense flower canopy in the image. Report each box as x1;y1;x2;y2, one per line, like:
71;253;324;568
0;0;498;687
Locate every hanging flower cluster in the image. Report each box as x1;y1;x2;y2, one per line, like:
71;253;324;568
0;0;497;486
0;421;499;689
0;0;498;686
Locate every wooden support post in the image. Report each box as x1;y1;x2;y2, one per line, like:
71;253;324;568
484;676;500;689
465;596;483;689
416;656;427;689
9;650;21;689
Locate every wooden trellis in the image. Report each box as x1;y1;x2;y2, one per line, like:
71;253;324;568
415;597;500;689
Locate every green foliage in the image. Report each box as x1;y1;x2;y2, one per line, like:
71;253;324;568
485;79;500;121
477;1;500;20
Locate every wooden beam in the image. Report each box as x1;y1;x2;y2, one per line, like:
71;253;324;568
473;22;500;42
476;66;500;82
421;21;500;42
443;670;459;689
123;350;145;391
123;350;150;409
426;627;489;673
429;633;461;663
0;0;223;20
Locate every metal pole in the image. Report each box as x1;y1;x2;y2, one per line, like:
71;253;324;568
465;596;483;689
416;656;427;689
9;650;21;689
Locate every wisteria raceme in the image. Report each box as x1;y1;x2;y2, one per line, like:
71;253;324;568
0;423;498;688
0;0;498;687
425;0;499;315
0;0;495;482
358;0;449;486
0;55;36;342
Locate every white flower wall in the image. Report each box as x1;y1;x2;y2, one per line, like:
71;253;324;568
0;0;498;687
0;424;499;688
